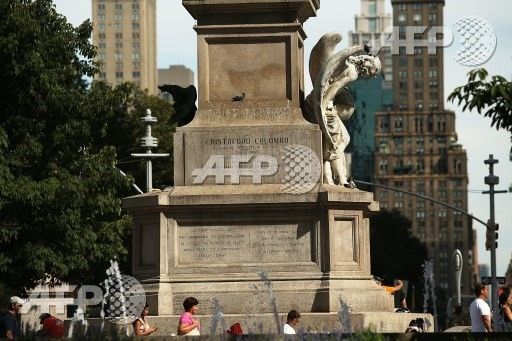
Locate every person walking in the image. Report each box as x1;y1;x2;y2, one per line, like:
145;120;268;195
469;282;492;332
132;303;158;336
177;297;200;336
495;286;512;332
283;310;301;334
0;296;24;340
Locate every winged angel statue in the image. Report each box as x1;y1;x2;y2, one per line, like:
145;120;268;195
304;33;381;188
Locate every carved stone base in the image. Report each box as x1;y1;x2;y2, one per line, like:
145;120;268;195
123;184;394;315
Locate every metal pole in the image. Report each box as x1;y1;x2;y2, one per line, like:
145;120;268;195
146;159;152;193
453;249;462;306
483;154;500;309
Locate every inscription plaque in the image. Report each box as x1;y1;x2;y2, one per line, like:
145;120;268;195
177;224;312;265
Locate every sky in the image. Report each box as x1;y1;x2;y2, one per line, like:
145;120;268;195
53;0;512;276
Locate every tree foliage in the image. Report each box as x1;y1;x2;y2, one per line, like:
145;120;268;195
448;68;512;141
370;209;428;311
0;0;174;292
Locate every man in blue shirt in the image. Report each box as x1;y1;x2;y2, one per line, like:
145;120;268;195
0;296;23;340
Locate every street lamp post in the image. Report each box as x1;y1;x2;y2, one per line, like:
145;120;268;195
131;109;169;193
483;154;507;309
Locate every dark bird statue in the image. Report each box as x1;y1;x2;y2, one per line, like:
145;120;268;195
158;84;197;127
232;92;245;102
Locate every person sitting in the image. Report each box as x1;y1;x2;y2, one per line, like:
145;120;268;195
495;286;512;332
132;303;157;336
177;297;200;336
226;322;243;336
391;279;408;312
39;313;65;338
283;310;301;334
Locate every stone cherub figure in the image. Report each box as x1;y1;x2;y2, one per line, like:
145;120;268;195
304;33;381;188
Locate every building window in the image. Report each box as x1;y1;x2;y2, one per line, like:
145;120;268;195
115;4;123;10
98;42;106;49
398;4;406;11
368;1;377;15
414;47;424;55
115;13;123;21
132;13;140;21
98;14;105;21
133;42;140;49
116;62;123;69
399;71;407;78
99;72;106;79
98;33;106;40
132;71;140;78
133;32;140;39
98;3;105;10
368;19;377;32
414;70;423;78
115;71;123;78
429;70;438;78
115;52;123;61
429;13;437;24
115;23;123;31
132;52;140;61
132;3;140;10
116;42;123;49
398;13;406;22
132;22;140;30
115;33;123;39
133;61;140;69
394;117;403;131
413;13;422;22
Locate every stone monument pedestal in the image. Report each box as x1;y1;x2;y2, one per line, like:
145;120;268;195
124;184;394;316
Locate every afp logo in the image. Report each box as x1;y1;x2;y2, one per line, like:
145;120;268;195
191;145;321;194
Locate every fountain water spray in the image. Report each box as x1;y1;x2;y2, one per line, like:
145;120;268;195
257;271;281;334
338;297;352;333
423;260;438;331
210;298;227;337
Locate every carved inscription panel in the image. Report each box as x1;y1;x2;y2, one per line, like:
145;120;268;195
177;224;312;265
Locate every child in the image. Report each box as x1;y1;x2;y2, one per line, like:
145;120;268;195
177;297;200;336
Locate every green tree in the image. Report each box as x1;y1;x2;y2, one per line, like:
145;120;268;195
0;0;173;293
370;209;428;311
448;68;512;141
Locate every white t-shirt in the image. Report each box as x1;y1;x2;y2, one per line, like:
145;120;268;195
469;298;491;332
283;323;295;334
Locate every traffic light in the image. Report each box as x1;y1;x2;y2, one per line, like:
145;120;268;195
485;221;499;250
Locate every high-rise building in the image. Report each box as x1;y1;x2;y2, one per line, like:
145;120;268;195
158;65;195;88
349;0;393;84
348;0;393;181
374;0;473;294
92;0;157;95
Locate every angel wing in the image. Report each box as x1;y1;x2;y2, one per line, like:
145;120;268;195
313;45;363;148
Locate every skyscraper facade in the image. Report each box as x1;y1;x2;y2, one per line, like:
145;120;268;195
92;0;157;95
348;0;393;181
373;0;474;294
